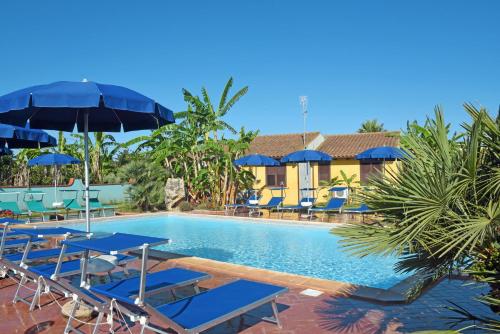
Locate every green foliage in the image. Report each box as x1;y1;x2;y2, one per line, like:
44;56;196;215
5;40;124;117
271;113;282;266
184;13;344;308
333;104;500;331
120;159;167;211
357;119;386;133
126;77;257;209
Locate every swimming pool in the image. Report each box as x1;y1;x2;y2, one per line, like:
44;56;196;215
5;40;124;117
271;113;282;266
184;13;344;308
70;214;410;289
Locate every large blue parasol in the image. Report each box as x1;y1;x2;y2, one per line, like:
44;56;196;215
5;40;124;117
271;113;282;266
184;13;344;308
0;123;56;149
0;81;175;232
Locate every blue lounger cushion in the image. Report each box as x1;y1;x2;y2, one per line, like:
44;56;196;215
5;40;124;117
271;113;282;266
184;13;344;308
91;268;211;304
155;279;287;333
30;258;81;278
4;245;83;263
2;231;30;238
29;254;136;278
3;238;46;248
62;233;169;254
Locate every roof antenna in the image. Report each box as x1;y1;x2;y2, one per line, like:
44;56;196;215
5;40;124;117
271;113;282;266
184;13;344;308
299;96;308;149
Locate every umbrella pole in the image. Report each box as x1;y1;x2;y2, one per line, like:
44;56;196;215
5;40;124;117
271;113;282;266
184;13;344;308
83;111;91;233
54;166;57;203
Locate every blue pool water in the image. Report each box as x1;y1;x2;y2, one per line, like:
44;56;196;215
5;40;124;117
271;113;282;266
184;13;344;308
70;215;410;289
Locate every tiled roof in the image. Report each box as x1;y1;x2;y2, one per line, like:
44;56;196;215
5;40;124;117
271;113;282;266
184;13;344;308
248;131;400;159
318;131;400;158
247;132;321;159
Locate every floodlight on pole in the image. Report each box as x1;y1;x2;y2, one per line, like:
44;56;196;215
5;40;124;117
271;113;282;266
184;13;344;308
299;96;308;148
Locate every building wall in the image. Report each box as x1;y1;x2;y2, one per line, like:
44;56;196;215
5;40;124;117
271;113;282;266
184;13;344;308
248;159;401;206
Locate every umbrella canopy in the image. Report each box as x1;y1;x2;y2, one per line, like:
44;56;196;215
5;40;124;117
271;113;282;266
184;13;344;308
234;154;280;166
0;147;12;156
28;153;80;166
0;81;175;131
0;123;56;148
0;81;175;233
280;149;332;163
355;146;407;160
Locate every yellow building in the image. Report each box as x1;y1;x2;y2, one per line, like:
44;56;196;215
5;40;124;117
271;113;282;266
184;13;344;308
246;131;400;205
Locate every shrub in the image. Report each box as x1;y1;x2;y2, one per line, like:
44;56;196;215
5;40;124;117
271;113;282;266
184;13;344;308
178;201;193;212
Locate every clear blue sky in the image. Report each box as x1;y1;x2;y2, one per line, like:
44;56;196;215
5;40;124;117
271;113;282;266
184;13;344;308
1;1;498;143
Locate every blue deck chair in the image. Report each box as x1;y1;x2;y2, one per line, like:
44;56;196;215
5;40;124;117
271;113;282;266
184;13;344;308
0;227;86;266
344;203;373;223
308;197;346;221
0;201;29;219
224;194;260;216
59;233;289;333
279;197;316;218
91;278;288;334
55;233;214;333
13;253;136;311
247;196;284;217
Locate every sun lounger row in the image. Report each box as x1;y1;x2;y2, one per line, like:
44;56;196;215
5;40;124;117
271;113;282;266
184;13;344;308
0;196;116;222
0;219;288;333
225;195;373;221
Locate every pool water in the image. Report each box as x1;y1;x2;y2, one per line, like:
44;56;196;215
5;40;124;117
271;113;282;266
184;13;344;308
70;215;410;289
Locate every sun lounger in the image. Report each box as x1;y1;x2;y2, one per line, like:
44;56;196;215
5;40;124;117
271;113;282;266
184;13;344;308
344;204;373;222
0;201;29;219
56;233;216;333
2;245;83;264
64;233;288;334
278;197;316;218
89;197;116;217
62;198;86;219
308;197;346;221
225;194;260;215
65;267;211;334
25;199;61;222
13;253;136;310
93;278;288;334
247;196;284;216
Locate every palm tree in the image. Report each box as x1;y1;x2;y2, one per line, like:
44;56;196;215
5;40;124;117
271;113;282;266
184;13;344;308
180;77;248;140
72;132;120;183
358;119;386;133
334;105;499;331
123;78;257;208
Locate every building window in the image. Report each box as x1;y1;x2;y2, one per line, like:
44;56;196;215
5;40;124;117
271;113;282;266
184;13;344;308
266;166;286;187
360;161;384;185
318;162;331;183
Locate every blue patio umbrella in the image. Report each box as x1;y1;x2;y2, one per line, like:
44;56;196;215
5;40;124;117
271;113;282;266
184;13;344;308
281;150;332;198
0;123;56;149
28;153;81;204
355;146;408;160
0;81;175;232
280;149;332;163
234;154;280;199
233;154;280;166
28;153;80;166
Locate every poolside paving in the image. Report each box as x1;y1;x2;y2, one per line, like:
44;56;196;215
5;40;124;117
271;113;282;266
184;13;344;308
0;257;496;334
